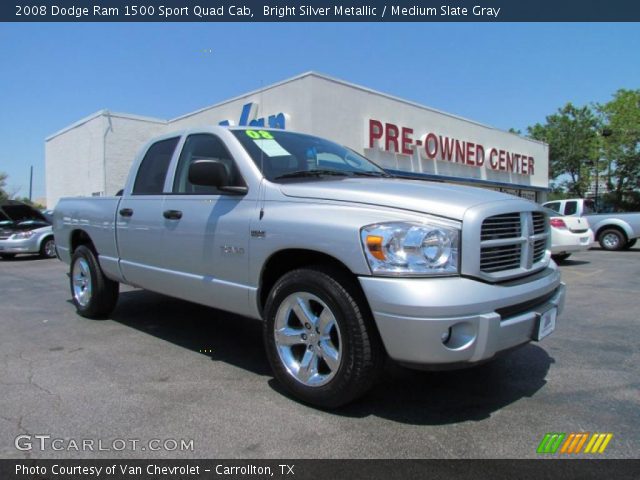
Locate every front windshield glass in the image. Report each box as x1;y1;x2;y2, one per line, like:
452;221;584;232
231;129;386;182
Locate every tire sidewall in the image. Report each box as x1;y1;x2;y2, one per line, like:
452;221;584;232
70;246;100;317
41;237;56;258
264;269;363;407
599;229;624;251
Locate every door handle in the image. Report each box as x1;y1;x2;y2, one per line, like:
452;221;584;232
163;209;183;220
119;208;133;217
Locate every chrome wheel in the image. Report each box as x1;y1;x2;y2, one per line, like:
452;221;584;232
274;292;342;387
44;239;56;258
72;258;92;307
602;232;620;249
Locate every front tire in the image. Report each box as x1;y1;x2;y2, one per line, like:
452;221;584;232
598;228;625;251
70;245;119;319
623;239;637;250
263;267;384;408
40;236;57;258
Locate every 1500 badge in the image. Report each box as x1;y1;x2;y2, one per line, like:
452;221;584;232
221;245;245;255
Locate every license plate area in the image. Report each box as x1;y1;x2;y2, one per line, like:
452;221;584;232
534;307;557;341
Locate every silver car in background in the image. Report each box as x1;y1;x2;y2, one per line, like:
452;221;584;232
0;201;56;260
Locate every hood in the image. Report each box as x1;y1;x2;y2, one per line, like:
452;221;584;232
279;178;530;220
0;220;50;237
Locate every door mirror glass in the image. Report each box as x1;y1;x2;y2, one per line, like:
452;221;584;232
188;159;229;187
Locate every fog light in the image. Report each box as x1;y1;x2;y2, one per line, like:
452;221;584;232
441;328;452;344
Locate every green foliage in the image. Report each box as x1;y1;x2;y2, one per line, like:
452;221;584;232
527;90;640;209
527;103;599;198
0;172;8;202
597;89;640;207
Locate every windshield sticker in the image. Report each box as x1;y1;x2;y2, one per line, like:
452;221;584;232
253;139;291;157
245;130;274;139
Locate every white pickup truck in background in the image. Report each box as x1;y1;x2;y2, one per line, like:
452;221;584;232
543;198;640;251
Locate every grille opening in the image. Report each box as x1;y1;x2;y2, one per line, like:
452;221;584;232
480;211;549;275
481;213;521;241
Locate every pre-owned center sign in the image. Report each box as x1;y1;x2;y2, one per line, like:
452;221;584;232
367;119;535;175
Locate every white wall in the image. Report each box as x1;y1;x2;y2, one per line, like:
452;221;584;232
105;115;165;195
45;115;106;208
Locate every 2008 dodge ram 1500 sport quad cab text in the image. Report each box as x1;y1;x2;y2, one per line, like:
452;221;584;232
54;127;566;407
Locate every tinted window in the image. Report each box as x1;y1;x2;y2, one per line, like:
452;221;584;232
545;202;561;212
564;201;577;215
173;134;244;194
583;199;596;214
132;137;179;195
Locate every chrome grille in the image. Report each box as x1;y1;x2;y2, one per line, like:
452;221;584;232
480;213;521;240
480;211;549;277
480;244;522;272
532;212;546;234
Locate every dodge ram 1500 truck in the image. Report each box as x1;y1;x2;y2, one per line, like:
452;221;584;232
54;127;566;407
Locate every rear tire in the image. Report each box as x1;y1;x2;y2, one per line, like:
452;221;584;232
1;253;16;260
598;228;626;251
40;236;57;258
622;239;637;250
263;266;384;408
552;253;571;263
70;245;119;319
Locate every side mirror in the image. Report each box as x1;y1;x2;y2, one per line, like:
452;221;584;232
189;159;228;187
187;159;248;195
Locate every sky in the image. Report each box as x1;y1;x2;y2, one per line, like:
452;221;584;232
0;22;639;203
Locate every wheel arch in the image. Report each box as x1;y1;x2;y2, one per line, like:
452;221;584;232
595;223;629;243
69;229;97;255
257;248;366;316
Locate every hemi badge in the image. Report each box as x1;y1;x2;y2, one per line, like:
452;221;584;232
251;230;266;238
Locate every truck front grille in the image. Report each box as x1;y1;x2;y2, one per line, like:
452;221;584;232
480;211;549;277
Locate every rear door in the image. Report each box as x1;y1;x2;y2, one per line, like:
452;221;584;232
116;137;180;289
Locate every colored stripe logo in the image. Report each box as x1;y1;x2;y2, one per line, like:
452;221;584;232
537;433;613;454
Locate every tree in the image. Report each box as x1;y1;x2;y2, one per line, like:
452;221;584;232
0;172;8;202
597;89;640;209
527;103;600;198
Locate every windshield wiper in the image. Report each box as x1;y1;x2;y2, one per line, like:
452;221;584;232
349;171;393;178
274;170;351;180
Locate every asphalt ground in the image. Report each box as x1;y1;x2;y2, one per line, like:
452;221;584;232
1;247;638;459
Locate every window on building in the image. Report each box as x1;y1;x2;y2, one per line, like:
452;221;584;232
132;137;180;195
173;134;244;194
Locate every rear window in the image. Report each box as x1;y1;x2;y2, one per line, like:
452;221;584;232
565;201;578;215
132;137;180;195
544;202;561;213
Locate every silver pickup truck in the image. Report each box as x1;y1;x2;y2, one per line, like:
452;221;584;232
54;127;566;407
543;198;640;251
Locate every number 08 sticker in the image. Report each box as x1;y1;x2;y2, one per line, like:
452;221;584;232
245;130;274;139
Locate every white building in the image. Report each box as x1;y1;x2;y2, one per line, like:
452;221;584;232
45;72;549;207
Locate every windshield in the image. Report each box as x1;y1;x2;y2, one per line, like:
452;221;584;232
231;129;386;182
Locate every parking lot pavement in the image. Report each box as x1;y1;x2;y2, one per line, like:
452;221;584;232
1;248;638;459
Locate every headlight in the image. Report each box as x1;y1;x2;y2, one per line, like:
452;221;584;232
361;222;460;276
11;231;34;240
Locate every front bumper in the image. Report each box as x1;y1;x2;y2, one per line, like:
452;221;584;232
359;266;565;367
0;236;40;254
